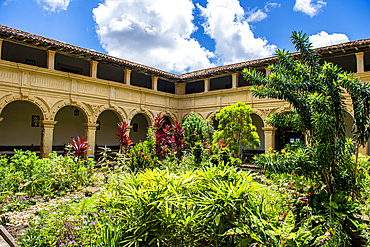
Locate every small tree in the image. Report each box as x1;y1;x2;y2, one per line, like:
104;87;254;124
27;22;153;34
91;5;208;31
243;31;370;196
182;112;206;147
213;102;260;159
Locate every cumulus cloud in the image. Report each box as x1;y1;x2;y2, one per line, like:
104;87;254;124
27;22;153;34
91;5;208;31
197;0;276;65
36;0;71;12
309;31;349;48
293;0;326;17
93;0;214;74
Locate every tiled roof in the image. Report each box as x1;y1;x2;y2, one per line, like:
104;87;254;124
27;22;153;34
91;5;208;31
1;25;369;81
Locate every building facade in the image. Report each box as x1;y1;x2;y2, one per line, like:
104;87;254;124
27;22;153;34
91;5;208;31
0;25;369;158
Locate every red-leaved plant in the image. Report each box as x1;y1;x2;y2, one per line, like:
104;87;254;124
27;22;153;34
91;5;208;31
116;121;133;154
153;114;186;160
171;120;186;158
70;135;90;161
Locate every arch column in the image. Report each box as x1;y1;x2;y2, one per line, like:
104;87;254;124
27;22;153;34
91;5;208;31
40;120;57;158
83;123;99;159
262;126;277;153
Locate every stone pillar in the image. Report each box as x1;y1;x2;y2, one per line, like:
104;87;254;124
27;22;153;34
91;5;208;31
40;120;57;158
0;38;3;60
262;126;277;153
90;60;98;78
152;76;158;91
46;50;56;70
124;69;132;85
265;66;271;77
204;78;210;92
359;142;369;156
83;123;99;159
355;52;364;73
175;82;186;95
231;73;238;88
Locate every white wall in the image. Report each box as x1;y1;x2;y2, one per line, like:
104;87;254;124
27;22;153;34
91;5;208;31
0;101;41;146
130;114;149;143
96;110;120;147
53;106;85;146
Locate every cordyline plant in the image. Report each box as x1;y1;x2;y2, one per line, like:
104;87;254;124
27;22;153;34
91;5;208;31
116;121;133;154
153;114;186;160
243;31;370;196
69;135;90;162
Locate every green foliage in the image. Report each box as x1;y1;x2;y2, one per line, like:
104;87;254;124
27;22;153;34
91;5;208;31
210;144;241;167
243;31;370;197
182;112;206;147
213;102;260;159
0;150;94;213
192;141;205;164
127;128;157;172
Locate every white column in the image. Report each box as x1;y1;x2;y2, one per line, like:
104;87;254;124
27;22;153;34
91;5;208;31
355;52;364;73
83;123;99;159
40;120;57;158
0;38;3;60
152;76;158;91
46;50;56;70
231;73;238;88
262;126;277;153
204;78;210;92
90;60;98;78
124;69;132;85
175;83;186;95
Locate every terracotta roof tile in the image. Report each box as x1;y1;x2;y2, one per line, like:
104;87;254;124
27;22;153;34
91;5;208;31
1;25;369;81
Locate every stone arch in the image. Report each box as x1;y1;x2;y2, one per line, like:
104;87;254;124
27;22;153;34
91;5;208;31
274;105;293;115
250;113;265;152
128;108;154;126
159;111;177;123
50;100;91;122
182;111;204;122
0;94;48;120
94;105;126;123
0;100;45;148
251;108;266;125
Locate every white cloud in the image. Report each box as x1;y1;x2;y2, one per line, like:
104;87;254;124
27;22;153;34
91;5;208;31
309;31;349;48
246;2;280;22
36;0;71;12
246;9;268;22
293;0;326;17
93;0;214;74
197;0;276;65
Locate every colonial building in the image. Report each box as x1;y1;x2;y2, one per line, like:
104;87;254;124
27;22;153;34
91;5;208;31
0;25;369;158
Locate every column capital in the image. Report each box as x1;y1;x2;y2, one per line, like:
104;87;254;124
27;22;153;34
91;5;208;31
83;123;99;128
41;120;57;127
0;117;3;122
262;126;277;132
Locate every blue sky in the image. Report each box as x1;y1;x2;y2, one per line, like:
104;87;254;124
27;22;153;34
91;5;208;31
1;0;369;74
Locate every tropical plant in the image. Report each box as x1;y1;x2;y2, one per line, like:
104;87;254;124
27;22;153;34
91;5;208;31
171;120;186;158
116;121;133;154
243;31;370;197
69;135;90;162
213;102;260;159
